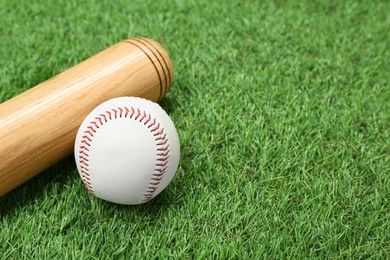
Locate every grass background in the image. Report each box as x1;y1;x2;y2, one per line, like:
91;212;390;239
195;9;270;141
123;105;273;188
0;0;389;258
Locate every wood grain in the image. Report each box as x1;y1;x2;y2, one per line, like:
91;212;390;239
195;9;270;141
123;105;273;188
0;38;174;196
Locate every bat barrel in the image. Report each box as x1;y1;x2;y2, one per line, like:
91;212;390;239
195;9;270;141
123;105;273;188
0;38;174;196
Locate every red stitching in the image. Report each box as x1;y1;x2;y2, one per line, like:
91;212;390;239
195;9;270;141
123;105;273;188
130;107;135;118
112;109;118;119
144;114;151;125
142;117;170;203
151;123;160;132
87;125;96;133
79;150;89;157
157;142;168;148
78;104;170;201
81;139;91;147
99;114;108;122
158;150;169;157
106;111;112;120
84;130;94;137
153;129;164;136
95;116;103;125
81;171;90;178
148;118;156;128
135;108;141;120
155;134;167;141
82;135;92;142
139;111;147;123
157;146;168;151
79;145;90;151
91;121;99;129
80;160;89;167
124;107;130;117
79;155;89;161
156;161;168;167
118;107;124;118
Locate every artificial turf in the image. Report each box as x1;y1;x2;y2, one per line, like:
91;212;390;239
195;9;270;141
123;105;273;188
0;0;389;258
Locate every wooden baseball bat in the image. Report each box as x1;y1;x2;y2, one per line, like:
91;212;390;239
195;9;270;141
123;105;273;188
0;37;174;196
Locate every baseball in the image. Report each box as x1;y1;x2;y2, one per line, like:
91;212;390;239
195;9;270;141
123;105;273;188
74;96;180;205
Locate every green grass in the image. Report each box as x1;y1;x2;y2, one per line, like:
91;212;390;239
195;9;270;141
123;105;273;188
1;0;389;258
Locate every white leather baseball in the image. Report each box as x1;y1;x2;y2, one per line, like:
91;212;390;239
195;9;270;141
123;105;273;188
74;96;180;205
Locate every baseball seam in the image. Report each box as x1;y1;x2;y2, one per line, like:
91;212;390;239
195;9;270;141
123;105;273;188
78;106;170;203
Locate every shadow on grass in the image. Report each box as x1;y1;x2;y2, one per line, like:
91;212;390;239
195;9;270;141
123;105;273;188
91;171;187;219
0;155;76;217
1;161;187;223
159;95;178;114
